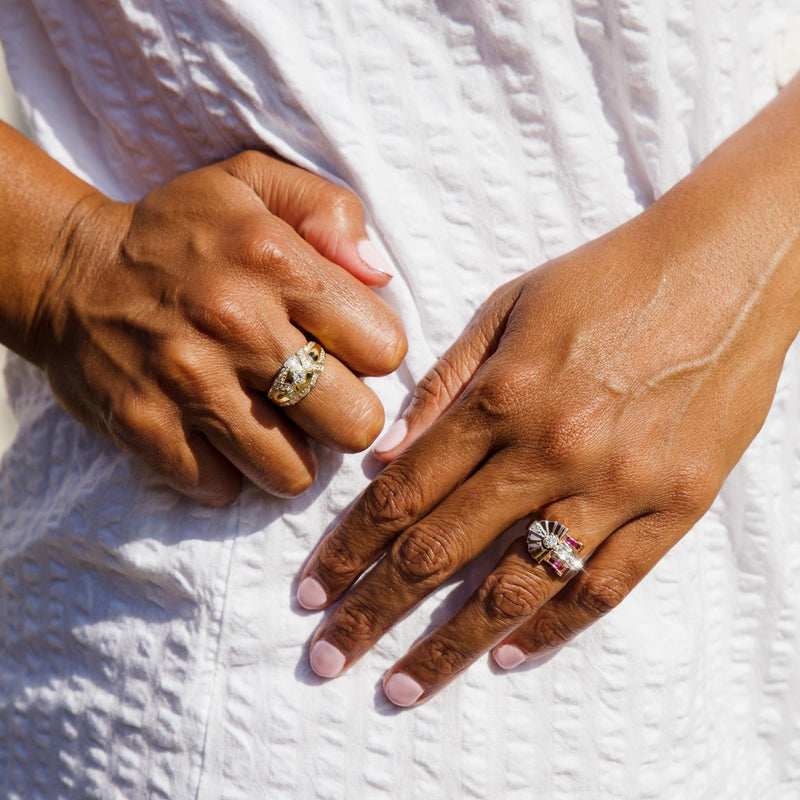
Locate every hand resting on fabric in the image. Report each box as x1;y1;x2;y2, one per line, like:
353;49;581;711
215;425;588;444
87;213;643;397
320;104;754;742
297;74;800;705
0;124;406;504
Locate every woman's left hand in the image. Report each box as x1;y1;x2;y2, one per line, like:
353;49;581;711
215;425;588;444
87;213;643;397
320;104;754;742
296;75;800;706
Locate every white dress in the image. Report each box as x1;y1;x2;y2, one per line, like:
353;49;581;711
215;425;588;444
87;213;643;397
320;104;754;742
2;1;800;797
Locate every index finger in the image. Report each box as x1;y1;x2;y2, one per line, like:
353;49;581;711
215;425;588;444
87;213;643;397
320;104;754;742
296;404;493;609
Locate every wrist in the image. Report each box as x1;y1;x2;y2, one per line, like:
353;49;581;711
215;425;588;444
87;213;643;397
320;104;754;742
30;192;133;371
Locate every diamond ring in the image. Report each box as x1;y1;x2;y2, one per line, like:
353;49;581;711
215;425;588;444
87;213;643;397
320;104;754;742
526;520;583;576
267;341;325;406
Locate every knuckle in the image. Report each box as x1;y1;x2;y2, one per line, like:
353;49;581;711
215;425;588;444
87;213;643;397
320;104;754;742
335;597;383;641
371;314;407;373
470;368;533;423
413;354;463;413
389;525;458;585
666;463;717;519
229;149;264;176
537;406;604;471
575;572;631;618
480;572;545;626
362;469;422;529
317;533;363;583
321;184;364;225
526;611;578;652
156;340;218;406
418;636;470;677
191;294;254;346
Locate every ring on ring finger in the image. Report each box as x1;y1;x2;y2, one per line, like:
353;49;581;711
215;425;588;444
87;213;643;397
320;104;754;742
268;341;325;406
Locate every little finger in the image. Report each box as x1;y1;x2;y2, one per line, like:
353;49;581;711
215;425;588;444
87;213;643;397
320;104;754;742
492;512;677;668
195;387;319;497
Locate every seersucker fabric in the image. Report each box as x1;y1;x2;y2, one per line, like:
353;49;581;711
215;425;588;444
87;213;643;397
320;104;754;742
2;1;800;797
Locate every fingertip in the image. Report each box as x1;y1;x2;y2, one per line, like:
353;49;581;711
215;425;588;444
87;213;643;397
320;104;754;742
373;418;408;459
297;576;328;610
492;644;526;670
383;672;424;707
310;639;346;678
357;239;394;282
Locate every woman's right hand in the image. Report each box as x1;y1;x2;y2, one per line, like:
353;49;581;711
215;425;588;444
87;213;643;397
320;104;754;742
30;151;407;505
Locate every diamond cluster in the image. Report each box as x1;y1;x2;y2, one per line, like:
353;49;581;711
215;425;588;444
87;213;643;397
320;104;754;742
526;520;583;576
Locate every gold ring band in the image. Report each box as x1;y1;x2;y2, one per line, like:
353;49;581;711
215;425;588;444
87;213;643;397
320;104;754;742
267;341;325;407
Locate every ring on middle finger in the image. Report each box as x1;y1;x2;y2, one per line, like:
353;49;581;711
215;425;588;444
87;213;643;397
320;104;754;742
527;520;583;576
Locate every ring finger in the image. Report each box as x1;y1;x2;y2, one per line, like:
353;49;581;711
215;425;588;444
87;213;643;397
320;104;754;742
239;326;387;453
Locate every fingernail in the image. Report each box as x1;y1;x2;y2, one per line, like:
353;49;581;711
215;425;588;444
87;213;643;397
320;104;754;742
374;418;408;455
358;239;393;278
493;644;526;670
297;576;327;610
310;640;346;678
384;672;424;707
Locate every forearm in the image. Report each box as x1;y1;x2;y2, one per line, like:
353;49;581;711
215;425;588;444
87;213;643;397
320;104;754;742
0;120;103;364
641;72;800;359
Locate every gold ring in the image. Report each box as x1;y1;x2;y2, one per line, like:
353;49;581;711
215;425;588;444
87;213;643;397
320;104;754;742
267;341;325;407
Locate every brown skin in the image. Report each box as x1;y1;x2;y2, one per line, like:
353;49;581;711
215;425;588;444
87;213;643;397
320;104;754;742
0;122;406;505
299;74;800;705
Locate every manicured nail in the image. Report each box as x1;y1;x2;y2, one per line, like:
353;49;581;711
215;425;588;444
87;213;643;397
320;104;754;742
374;418;408;455
384;672;424;707
297;576;327;610
493;644;526;670
357;239;393;277
310;640;346;678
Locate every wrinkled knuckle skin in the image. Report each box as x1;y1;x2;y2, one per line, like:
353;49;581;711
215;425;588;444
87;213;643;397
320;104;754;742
190;294;257;350
575;573;630;619
481;573;544;626
389;526;456;586
414;357;457;409
334;597;384;644
526;611;578;653
317;534;363;586
540;410;600;471
363;470;421;530
418;636;470;679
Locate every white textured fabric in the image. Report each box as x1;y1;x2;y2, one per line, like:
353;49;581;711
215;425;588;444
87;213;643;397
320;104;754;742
2;1;800;797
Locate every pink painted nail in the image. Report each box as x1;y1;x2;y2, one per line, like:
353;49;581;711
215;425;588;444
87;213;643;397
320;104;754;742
357;239;393;278
297;576;327;610
310;640;346;678
374;418;408;455
493;645;526;670
384;672;424;707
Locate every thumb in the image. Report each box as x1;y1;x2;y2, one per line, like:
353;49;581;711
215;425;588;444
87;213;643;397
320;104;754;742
373;281;524;462
222;150;393;286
